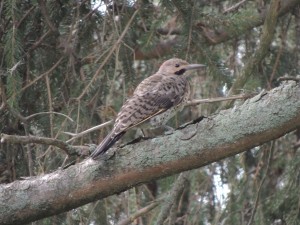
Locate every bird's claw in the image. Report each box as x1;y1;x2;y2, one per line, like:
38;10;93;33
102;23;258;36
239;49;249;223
163;125;175;135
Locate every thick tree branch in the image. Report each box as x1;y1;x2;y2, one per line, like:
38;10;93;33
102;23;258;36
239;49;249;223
0;82;299;225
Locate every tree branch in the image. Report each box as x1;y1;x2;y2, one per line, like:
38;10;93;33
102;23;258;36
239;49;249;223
117;201;161;225
186;93;256;106
155;172;190;225
0;134;80;156
223;0;247;14
0;82;299;225
247;142;274;225
65;120;113;143
77;9;139;100
278;76;300;82
38;0;57;32
25;111;74;122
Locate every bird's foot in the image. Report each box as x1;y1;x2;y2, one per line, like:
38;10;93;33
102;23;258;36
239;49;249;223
163;125;175;135
192;115;207;124
178;116;207;130
124;136;151;147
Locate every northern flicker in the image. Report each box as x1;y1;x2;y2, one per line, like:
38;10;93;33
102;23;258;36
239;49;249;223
91;58;205;159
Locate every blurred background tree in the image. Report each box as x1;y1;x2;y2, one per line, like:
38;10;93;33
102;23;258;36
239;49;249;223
0;0;299;224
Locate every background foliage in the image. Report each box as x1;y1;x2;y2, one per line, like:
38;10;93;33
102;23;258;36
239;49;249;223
0;0;299;224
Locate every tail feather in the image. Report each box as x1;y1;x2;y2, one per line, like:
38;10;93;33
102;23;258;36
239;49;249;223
91;131;125;159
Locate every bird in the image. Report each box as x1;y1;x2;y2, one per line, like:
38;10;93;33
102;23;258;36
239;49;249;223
91;58;205;159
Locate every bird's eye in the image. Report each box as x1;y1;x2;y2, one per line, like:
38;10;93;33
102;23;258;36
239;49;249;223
175;63;180;67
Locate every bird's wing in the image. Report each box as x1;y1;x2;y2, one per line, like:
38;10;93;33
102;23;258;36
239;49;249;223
113;76;186;133
135;74;185;107
91;81;173;158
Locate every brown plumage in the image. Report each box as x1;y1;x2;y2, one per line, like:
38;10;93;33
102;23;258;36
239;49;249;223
91;58;205;159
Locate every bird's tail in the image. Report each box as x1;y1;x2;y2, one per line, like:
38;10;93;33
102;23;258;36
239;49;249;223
91;131;125;159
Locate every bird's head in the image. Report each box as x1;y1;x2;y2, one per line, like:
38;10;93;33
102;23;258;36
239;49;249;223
158;58;205;76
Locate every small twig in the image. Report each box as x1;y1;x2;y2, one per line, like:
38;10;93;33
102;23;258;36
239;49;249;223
185;2;195;59
0;77;7;112
277;76;300;82
186;93;256;106
117;201;161;225
268;41;284;89
8;60;24;74
82;1;103;20
65;120;113;143
77;9;139;100
247;142;274;225
0;101;5;111
19;56;64;93
27;145;34;176
268;16;291;88
223;0;247;14
38;0;57;32
16;5;36;28
5;56;65;105
45;75;54;138
25;111;74;123
0;133;79;156
28;29;52;52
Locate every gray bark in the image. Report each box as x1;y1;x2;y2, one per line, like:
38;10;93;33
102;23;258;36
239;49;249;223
0;81;299;225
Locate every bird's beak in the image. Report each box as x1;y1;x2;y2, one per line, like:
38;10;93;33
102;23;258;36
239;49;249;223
185;64;206;71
